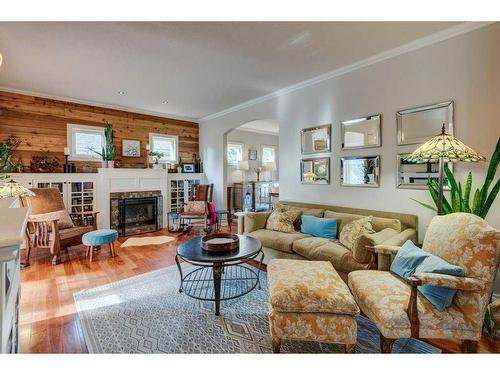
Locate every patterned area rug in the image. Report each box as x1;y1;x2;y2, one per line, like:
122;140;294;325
74;264;440;354
120;236;175;247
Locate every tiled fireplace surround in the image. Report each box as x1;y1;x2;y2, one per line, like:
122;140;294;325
110;190;163;236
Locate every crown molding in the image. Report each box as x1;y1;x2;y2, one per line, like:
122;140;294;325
200;22;494;123
0;86;198;123
235;127;279;136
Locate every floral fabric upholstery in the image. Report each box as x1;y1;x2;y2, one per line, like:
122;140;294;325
185;201;206;214
269;308;357;345
266;207;301;233
268;259;359;315
348;270;481;340
348;213;500;341
267;259;358;345
339;216;375;250
413;273;485;292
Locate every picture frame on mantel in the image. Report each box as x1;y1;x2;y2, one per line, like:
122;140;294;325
122;139;141;157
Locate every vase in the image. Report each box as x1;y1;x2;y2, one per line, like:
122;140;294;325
107;161;115;168
101;161;108;168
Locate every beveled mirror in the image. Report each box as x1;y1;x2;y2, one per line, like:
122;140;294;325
397;101;453;145
301;124;331;154
300;157;330;184
397;153;453;190
340;156;380;187
341;114;381;150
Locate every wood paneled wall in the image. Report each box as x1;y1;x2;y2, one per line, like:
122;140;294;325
0;91;199;172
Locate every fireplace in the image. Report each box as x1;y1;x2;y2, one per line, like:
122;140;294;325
110;191;163;236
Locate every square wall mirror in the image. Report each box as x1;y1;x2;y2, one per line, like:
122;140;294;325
340;156;380;187
301;124;331;154
397;101;453;145
341;114;381;150
300;157;330;184
397;153;452;190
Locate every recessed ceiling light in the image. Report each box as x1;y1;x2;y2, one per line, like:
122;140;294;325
117;91;125;95
162;100;168;104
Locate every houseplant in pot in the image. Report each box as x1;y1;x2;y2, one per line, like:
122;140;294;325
90;122;116;168
148;151;164;170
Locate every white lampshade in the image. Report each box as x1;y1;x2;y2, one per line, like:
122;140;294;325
263;161;276;171
238;160;249;171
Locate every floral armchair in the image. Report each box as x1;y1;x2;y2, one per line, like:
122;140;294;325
348;213;500;353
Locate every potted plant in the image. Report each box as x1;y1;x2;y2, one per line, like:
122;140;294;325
148;151;164;170
89;122;116;168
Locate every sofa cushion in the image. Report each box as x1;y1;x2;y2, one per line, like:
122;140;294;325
300;215;337;239
324;210;401;233
29;209;75;230
243;211;271;233
292;237;349;266
268;259;359;315
247;229;310;253
339;216;375;250
266;207;301;233
275;203;324;218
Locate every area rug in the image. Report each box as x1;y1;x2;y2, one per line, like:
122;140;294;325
120;236;175;247
74;264;440;354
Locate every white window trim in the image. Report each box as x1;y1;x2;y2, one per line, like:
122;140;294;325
149;133;179;164
227;142;244;168
261;144;277;163
67;123;105;161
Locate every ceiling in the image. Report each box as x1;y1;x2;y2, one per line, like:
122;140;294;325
0;22;462;121
239;119;279;135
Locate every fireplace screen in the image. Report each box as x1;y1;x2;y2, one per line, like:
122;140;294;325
117;197;160;236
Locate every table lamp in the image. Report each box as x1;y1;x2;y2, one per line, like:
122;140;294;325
263;161;277;181
238;160;249;182
0;179;36;198
405;124;485;215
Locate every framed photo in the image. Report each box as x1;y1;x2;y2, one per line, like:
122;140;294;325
248;149;258;160
300;157;330;185
122;139;141;157
181;163;196;173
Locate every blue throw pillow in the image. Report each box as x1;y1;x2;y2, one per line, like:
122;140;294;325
300;215;337;239
390;240;464;311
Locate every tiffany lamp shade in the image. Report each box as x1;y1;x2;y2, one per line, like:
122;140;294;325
405;124;485;215
0;179;36;198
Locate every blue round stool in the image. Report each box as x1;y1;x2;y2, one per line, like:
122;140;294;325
82;229;119;262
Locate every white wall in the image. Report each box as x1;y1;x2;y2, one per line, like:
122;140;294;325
200;24;500;291
226;129;279;184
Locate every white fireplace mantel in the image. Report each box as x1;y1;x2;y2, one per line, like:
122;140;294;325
96;168;169;229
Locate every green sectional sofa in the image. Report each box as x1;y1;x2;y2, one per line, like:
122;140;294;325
237;201;418;281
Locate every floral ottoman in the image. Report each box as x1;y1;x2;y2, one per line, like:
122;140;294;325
267;259;360;353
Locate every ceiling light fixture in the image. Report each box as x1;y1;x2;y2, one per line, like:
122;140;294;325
117;91;125;95
162;100;168;104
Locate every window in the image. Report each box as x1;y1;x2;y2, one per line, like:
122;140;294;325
261;145;276;164
149;133;178;163
67;124;105;161
227;143;243;167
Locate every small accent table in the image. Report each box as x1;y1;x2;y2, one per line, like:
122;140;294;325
175;235;263;315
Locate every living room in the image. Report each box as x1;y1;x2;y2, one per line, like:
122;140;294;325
0;2;499;374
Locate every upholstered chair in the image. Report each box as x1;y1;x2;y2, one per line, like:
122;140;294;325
21;188;98;265
348;213;500;353
179;184;214;233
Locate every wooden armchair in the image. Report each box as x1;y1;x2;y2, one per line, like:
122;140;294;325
179;184;214;233
348;213;500;353
21;188;98;265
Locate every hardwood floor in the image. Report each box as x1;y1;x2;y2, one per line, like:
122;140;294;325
19;227;499;354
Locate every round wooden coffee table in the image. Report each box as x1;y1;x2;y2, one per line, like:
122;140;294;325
175;235;263;315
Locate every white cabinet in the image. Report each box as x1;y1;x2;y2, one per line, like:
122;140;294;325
167;173;206;213
6;174;98;226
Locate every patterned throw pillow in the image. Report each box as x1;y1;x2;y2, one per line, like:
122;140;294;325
266;208;301;233
185;201;206;214
339;216;375;250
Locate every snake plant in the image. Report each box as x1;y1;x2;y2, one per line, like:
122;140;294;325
413;137;500;220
